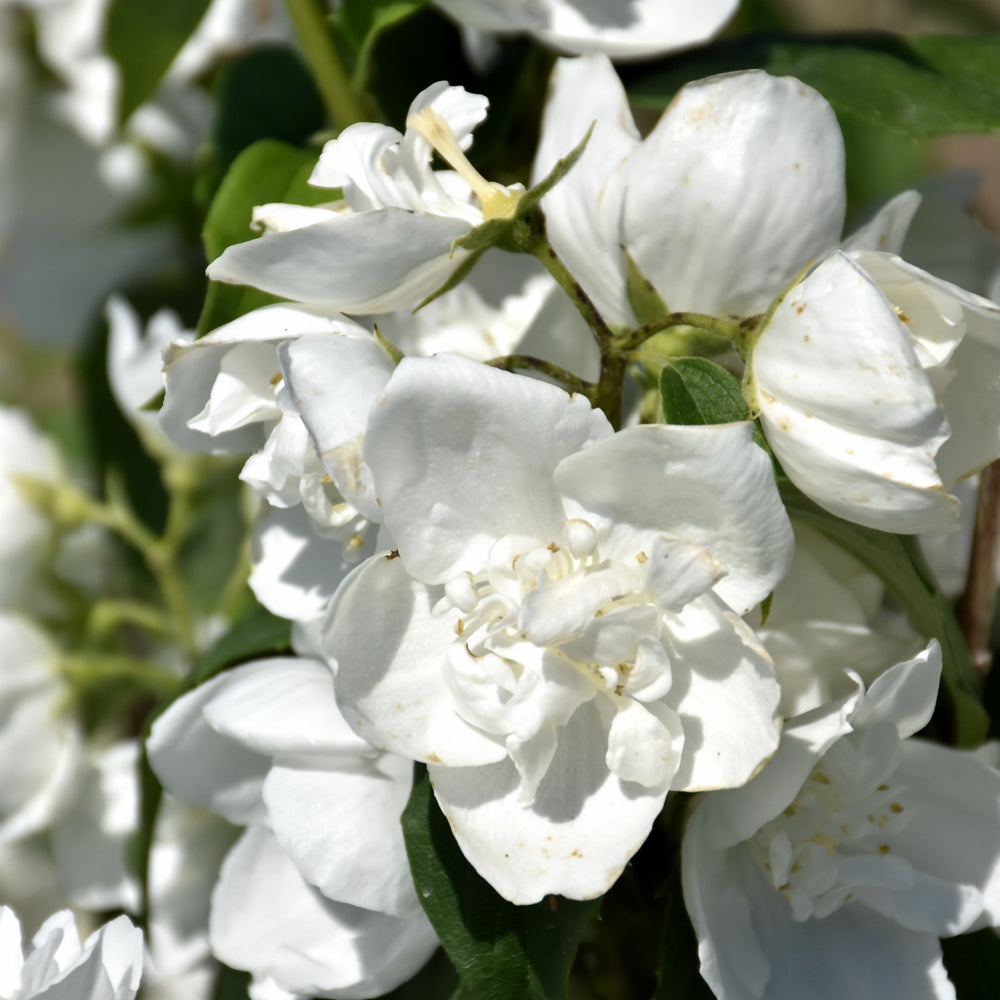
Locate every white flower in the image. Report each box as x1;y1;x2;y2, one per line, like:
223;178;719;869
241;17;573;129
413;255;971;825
532;55;918;331
207;82;524;314
0;906;143;1000
146;656;439;999
747;250;1000;533
324;355;792;903
682;642;1000;1000
760;525;921;719
105;295;195;460
0;407;63;611
432;0;738;59
0;613;81;845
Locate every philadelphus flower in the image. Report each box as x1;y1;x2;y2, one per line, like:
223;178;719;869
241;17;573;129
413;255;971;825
324;355;793;903
147;656;439;998
207;81;524;314
682;643;1000;1000
747;250;1000;533
0;613;80;846
759;525;920;719
432;0;738;59
0;906;143;1000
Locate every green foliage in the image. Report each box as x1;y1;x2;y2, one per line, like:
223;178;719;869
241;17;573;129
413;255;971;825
402;768;600;1000
624;247;669;327
198;141;331;336
659;359;750;426
105;0;209;122
942;927;1000;999
211;47;326;180
624;34;1000;137
780;484;989;747
332;0;428;91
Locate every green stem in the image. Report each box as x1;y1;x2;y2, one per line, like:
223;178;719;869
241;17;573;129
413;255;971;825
532;241;616;353
59;654;179;696
96;475;199;660
619;312;754;354
283;0;374;129
487;355;593;397
86;599;174;641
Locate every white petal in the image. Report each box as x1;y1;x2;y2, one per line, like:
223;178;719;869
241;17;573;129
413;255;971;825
211;827;438;999
557;422;793;614
605;697;683;787
532;54;638;327
850;641;942;739
200;657;370;761
263;755;420;918
325;555;507;766
889;740;1000;929
753;251;956;533
664;597;782;792
430;700;668;902
279;334;394;518
695;685;859;851
146;672;270;826
364;355;611;583
621;71;845;315
684;833;957;1000
250;504;364;624
207;210;471;314
841;190;922;255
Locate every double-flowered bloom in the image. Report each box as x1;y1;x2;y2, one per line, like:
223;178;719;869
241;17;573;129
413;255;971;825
321;355;793;902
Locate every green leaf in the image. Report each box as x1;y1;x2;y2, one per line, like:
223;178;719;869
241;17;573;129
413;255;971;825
659;359;750;426
624;34;1000;138
402;768;600;1000
780;484;989;747
333;0;428;90
211;47;326;180
105;0;209;123
652;863;714;1000
380;948;463;1000
198;140;331;336
942;927;1000;999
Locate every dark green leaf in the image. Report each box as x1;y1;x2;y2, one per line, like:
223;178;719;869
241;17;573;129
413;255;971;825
780;483;989;747
105;0;209;122
624;34;1000;138
198;140;331;336
402;768;600;1000
659;359;749;426
212;47;326;179
333;0;428;90
942;927;1000;999
380;948;463;1000
211;965;253;1000
652;863;714;1000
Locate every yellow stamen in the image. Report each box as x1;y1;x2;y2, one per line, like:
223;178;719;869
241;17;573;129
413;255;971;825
407;106;522;221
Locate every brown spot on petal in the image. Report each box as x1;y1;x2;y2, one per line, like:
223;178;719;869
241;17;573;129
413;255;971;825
426;753;442;764
385;550;400;560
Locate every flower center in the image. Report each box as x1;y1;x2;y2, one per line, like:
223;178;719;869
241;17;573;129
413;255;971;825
749;728;914;921
407;106;523;221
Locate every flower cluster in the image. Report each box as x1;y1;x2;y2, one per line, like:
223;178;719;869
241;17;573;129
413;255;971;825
4;3;1000;1000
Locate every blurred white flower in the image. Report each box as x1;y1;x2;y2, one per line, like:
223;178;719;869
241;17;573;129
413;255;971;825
683;642;1000;1000
146;656;440;998
433;0;737;59
0;906;143;1000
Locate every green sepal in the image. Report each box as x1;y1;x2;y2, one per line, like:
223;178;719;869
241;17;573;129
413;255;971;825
780;483;989;747
659;359;750;426
517;122;594;216
402;767;600;1000
623;245;669;326
414;246;490;312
